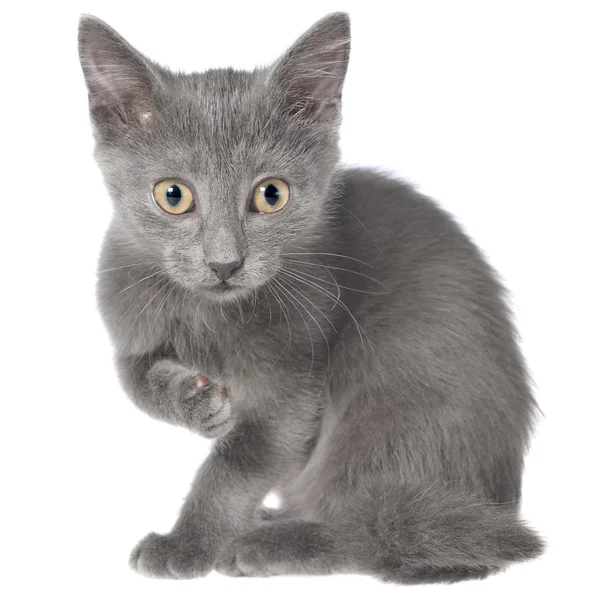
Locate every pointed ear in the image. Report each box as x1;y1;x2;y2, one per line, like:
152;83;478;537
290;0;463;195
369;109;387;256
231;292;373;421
268;12;351;122
78;15;161;132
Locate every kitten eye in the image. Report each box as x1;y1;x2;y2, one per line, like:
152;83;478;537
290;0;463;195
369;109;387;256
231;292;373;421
153;179;194;215
250;178;290;214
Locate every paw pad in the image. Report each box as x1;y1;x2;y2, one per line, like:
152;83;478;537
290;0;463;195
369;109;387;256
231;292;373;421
196;376;210;388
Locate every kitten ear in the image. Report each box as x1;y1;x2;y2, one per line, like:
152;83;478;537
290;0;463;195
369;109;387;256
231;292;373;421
78;15;161;132
268;12;351;121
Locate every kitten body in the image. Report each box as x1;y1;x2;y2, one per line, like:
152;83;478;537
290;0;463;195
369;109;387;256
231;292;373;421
80;13;543;583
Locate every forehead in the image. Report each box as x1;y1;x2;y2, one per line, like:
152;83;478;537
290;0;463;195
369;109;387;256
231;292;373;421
119;68;325;189
185;68;265;128
154;69;280;167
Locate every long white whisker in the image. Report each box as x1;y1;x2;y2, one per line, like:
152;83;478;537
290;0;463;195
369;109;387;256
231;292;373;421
281;264;390;295
237;298;245;323
278;268;373;355
323;266;341;310
278;273;337;333
220;303;229;324
97;262;143;273
247;290;259;324
151;283;177;331
277;275;332;397
115;276;165;326
283;259;391;291
266;282;292;367
202;310;216;335
264;286;273;330
96;267;171;310
337;204;383;256
126;280;170;334
280;252;373;268
271;277;315;379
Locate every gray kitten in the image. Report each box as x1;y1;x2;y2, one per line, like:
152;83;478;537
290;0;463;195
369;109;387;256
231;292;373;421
78;12;543;584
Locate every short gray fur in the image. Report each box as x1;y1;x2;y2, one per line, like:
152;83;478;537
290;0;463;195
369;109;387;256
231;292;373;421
78;12;544;584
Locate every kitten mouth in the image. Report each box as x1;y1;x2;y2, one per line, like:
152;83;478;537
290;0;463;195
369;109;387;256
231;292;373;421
206;280;256;302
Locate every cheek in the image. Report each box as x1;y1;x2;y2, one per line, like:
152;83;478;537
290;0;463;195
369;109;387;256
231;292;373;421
246;207;304;244
242;245;283;282
163;244;205;274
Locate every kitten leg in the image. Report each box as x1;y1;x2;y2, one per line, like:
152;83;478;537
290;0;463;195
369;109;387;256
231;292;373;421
216;484;543;582
130;418;303;579
216;521;350;577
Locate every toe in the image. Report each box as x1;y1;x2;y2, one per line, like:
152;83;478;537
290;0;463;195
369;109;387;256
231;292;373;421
130;532;174;578
215;546;245;577
129;533;211;579
215;535;272;577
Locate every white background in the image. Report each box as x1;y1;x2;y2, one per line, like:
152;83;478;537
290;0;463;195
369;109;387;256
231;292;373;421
1;1;598;598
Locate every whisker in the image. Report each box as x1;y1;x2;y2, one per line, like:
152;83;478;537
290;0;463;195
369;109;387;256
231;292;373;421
151;283;177;331
202;309;216;335
337;204;383;256
280;252;373;268
264;286;273;330
277;268;373;355
277;275;332;397
237;298;245;323
247;290;259;324
323;265;341;311
266;281;292;367
97;262;143;273
115;276;165;326
282;259;391;292
106;239;139;246
271;277;315;379
220;303;229;324
278;273;337;334
96;267;172;310
126;280;171;334
281;265;390;296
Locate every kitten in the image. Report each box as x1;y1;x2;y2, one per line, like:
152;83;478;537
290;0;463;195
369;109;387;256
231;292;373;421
78;12;543;583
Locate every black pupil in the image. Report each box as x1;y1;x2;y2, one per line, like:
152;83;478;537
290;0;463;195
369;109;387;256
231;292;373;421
166;185;182;206
264;184;280;206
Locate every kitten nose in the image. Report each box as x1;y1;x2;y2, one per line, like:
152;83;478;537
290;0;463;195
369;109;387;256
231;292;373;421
208;259;244;282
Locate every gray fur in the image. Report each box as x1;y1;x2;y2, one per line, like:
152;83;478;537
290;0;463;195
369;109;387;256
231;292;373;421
78;12;543;584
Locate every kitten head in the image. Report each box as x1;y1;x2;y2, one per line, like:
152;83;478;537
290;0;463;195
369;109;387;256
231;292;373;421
79;13;350;303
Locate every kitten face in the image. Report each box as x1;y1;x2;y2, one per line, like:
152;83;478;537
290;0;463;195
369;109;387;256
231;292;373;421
80;15;351;303
95;71;339;303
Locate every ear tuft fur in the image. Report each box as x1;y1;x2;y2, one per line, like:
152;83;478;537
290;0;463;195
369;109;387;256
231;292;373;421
268;12;351;121
78;15;161;132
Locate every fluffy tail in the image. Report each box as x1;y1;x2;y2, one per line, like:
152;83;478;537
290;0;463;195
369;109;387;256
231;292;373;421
338;482;544;584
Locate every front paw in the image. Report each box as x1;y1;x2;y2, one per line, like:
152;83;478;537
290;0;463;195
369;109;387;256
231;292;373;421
149;360;234;438
130;532;213;579
177;375;234;438
216;532;270;577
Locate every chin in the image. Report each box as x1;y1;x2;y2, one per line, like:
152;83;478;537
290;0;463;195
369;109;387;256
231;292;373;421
203;283;255;304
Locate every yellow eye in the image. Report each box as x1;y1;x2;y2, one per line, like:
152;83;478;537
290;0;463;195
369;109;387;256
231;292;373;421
251;178;290;214
153;179;194;215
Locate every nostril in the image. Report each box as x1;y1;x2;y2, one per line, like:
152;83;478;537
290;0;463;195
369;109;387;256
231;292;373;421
208;259;244;282
230;259;243;276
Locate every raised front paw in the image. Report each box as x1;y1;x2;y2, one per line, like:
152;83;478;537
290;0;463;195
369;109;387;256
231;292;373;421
149;360;234;438
177;374;234;438
130;532;213;579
